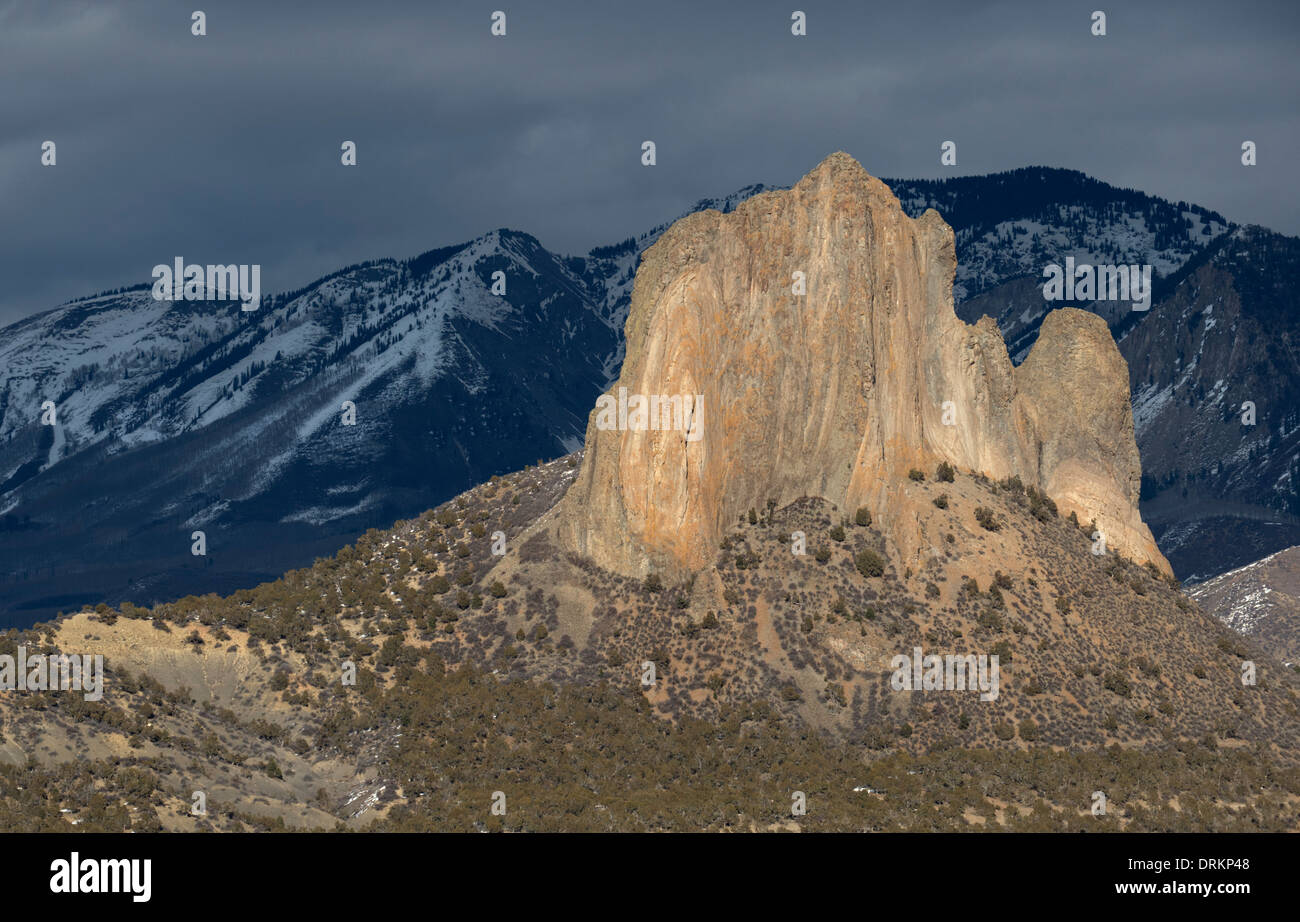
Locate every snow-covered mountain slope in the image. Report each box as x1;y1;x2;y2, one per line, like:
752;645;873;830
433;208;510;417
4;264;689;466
1189;545;1300;664
892;167;1228;302
2;233;593;478
887;167;1230;359
1116;226;1300;580
0;230;622;622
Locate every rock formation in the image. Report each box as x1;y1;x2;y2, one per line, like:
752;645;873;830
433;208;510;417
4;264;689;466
556;152;1170;579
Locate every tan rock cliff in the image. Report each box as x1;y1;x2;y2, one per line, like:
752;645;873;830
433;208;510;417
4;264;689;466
556;152;1170;579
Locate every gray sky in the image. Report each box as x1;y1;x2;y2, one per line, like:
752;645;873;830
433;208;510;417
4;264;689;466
1;0;1296;326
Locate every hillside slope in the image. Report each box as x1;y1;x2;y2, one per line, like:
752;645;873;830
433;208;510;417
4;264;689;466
2;453;1297;831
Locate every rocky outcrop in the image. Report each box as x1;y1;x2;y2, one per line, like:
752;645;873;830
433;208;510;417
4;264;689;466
556;152;1169;579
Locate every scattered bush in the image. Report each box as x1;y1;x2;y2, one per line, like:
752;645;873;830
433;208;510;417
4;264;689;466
855;549;885;578
1103;671;1132;697
1027;486;1057;521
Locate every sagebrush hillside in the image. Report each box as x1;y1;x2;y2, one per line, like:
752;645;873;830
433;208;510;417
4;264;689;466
1;453;1297;831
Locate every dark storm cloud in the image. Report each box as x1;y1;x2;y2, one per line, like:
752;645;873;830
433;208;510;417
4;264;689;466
1;0;1296;326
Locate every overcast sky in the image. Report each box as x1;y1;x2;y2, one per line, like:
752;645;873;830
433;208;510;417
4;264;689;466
1;0;1296;326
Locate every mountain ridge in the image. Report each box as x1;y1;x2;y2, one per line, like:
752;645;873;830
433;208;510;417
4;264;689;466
0;161;1286;622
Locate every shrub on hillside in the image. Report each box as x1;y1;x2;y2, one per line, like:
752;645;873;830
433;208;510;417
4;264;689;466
855;549;885;578
1103;671;1132;697
1027;486;1057;521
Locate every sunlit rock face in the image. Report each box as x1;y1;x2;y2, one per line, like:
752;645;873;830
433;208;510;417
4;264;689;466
557;152;1169;580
